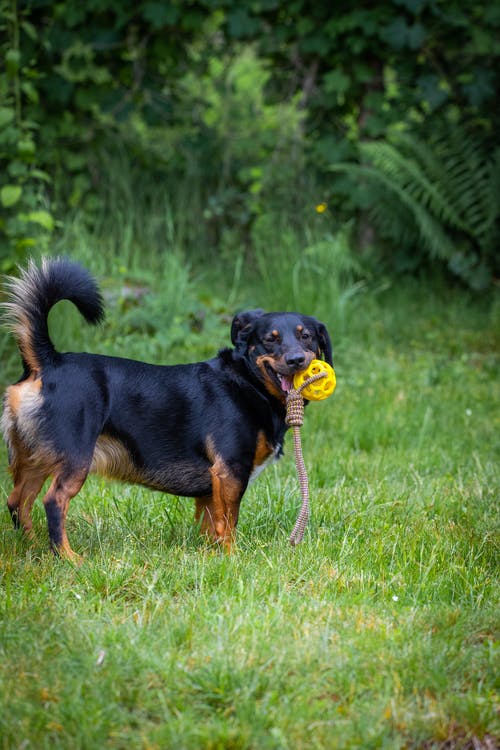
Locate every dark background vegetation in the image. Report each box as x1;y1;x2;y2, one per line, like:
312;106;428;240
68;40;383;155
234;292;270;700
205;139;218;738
1;0;499;290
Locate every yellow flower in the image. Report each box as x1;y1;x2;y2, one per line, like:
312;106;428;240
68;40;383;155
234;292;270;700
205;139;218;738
315;202;327;213
46;722;64;732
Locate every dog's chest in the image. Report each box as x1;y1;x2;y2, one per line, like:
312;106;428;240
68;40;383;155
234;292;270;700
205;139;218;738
249;439;281;484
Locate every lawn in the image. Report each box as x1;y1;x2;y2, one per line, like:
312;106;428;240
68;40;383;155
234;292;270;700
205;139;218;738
0;270;498;749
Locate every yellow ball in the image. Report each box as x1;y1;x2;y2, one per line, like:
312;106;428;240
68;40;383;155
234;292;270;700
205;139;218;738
293;360;336;401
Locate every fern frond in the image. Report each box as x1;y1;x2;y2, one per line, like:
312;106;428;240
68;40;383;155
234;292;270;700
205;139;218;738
330;162;456;261
359;141;468;233
437;133;493;240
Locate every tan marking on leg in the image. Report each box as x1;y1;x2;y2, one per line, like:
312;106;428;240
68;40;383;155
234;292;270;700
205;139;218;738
7;468;48;537
204;438;242;551
5;428;58;537
42;468;88;564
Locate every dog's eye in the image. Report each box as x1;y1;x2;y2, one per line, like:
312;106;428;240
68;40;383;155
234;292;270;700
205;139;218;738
300;331;311;341
263;331;280;346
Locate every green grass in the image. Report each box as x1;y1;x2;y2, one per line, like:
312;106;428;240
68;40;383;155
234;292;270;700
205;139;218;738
0;244;499;748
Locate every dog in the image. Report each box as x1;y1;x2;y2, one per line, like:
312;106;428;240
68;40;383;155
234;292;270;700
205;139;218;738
1;258;332;560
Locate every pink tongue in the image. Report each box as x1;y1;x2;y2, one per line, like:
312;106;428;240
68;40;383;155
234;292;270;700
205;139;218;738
280;375;294;392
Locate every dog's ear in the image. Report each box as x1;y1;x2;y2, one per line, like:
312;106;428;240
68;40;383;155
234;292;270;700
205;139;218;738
315;320;333;365
231;309;265;349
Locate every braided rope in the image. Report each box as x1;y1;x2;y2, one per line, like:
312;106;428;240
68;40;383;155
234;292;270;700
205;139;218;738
286;370;327;546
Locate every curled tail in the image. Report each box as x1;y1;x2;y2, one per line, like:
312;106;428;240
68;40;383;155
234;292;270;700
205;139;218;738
2;257;104;372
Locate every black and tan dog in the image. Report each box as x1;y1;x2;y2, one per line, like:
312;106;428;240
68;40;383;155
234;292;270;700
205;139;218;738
1;258;332;560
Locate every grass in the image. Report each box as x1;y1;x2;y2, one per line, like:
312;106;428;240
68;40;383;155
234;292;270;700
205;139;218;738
0;234;499;749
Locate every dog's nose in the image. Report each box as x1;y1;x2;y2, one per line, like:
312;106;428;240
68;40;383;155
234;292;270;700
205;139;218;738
285;352;306;369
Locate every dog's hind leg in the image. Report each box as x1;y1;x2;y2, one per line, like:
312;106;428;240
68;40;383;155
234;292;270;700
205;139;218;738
7;467;48;537
42;464;89;563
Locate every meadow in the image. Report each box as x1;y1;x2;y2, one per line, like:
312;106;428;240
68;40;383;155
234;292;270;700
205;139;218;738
0;221;498;749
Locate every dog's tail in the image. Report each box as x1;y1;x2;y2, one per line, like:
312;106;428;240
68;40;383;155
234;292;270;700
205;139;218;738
2;257;104;372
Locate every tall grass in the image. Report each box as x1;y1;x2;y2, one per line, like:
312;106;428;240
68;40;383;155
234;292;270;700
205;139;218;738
0;208;498;749
252;216;366;334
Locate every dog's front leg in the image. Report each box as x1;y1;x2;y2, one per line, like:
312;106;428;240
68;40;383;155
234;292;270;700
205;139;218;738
195;457;243;551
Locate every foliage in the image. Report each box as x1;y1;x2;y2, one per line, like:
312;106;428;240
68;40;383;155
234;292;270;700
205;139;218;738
0;1;55;270
330;120;500;289
179;44;306;245
1;279;498;747
247;0;500;137
1;0;499;281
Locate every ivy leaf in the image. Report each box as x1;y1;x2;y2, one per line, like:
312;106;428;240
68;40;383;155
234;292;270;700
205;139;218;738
323;70;351;96
227;9;260;38
142;2;179;29
382;17;409;49
462;68;496;107
24;210;55;231
31;169;52;183
21;20;38;41
417;75;449;110
394;0;427;13
5;49;21;77
382;18;425;50
323;70;351;105
0;107;15;129
21;81;39;103
407;23;426;50
1;185;22;207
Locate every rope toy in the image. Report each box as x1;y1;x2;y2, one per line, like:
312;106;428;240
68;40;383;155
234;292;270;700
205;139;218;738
286;360;336;546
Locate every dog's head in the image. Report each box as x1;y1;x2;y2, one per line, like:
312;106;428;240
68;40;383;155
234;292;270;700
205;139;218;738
231;309;332;401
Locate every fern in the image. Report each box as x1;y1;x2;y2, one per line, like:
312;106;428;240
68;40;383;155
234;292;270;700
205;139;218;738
331;161;457;261
330;122;499;288
360;140;468;233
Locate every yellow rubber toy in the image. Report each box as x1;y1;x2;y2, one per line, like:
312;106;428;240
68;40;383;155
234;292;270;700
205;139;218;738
293;360;336;401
